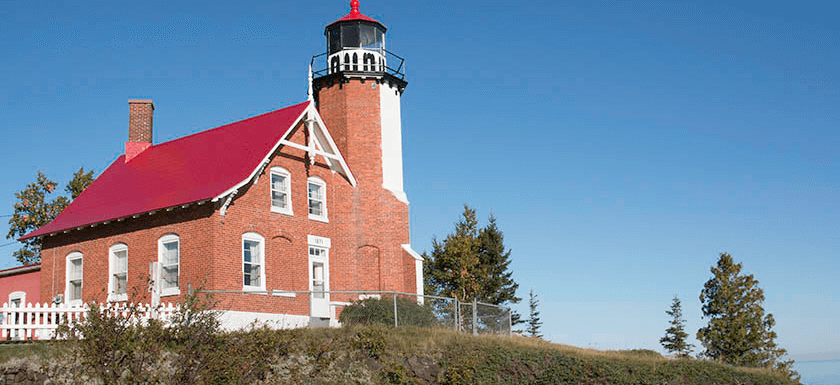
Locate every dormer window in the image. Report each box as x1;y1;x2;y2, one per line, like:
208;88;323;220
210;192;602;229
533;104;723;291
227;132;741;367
270;167;292;215
308;177;328;222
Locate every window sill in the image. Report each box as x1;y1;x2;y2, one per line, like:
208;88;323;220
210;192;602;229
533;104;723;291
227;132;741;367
271;206;294;216
243;287;268;295
66;300;83;307
308;214;329;223
108;294;127;302
161;289;180;297
272;290;296;298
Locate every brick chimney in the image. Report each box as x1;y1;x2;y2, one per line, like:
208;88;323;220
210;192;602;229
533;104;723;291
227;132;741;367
125;99;154;162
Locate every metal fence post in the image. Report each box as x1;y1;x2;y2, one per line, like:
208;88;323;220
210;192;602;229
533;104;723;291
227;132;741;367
393;292;398;327
454;299;460;332
472;299;478;336
508;308;512;337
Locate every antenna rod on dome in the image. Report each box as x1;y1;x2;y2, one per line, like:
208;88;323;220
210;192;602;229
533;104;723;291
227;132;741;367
350;0;360;16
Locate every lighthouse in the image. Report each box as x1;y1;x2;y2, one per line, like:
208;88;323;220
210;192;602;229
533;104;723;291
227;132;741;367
311;1;419;295
311;0;408;203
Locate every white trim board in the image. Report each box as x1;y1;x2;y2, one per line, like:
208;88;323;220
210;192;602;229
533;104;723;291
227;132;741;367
213;102;356;203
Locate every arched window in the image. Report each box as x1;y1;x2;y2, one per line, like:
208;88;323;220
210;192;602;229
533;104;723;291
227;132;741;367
344;53;350;71
108;243;128;302
158;234;180;296
363;53;375;72
65;252;83;305
330;56;340;74
352;53;358;71
270;167;292;215
242;232;265;291
307;176;328;222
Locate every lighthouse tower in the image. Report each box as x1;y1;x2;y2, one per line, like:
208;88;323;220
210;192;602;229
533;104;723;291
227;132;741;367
312;1;419;294
312;0;408;203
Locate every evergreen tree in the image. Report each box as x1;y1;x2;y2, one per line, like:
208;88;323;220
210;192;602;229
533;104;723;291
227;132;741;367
423;206;522;324
660;295;693;357
526;289;542;338
6;169;95;265
697;253;798;380
477;215;521;324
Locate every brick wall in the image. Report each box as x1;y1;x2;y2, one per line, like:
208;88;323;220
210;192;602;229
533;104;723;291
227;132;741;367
39;92;418;317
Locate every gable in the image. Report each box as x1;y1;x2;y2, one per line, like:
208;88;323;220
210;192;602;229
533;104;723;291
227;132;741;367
23;101;354;239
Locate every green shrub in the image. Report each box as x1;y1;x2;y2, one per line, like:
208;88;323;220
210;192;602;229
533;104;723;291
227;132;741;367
57;302;168;384
339;296;436;327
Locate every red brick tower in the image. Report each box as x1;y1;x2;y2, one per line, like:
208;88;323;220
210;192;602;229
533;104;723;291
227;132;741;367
312;1;417;294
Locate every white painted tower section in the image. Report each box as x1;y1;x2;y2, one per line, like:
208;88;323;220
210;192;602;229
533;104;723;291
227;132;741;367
380;82;408;203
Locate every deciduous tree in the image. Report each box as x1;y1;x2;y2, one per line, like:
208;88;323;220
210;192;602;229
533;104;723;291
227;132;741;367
660;295;693;357
6;168;95;265
697;253;797;380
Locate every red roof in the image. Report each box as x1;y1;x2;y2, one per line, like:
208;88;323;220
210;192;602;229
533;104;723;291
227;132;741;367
328;0;384;28
22;101;310;239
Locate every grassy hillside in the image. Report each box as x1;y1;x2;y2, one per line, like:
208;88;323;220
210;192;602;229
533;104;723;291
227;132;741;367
0;326;800;384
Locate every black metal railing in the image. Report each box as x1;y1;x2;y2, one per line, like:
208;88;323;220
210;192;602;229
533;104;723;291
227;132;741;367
311;49;405;80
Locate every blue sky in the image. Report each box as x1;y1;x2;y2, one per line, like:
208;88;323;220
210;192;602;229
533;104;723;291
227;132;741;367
1;0;838;376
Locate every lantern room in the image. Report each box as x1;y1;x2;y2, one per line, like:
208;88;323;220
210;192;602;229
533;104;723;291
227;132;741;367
324;1;389;75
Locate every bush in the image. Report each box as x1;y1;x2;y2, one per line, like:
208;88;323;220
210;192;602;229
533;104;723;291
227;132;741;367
57;302;168;384
339;296;436;327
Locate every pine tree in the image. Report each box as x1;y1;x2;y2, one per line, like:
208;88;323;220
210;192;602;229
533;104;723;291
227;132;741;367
476;215;521;324
6;169;95;265
660;295;693;357
424;206;520;308
526;289;542;339
697;253;798;380
423;206;482;302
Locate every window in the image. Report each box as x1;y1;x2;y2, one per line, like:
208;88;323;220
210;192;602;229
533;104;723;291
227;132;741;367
270;167;292;215
8;291;25;308
307;177;328;222
65;252;83;305
109;244;128;302
158;234;180;296
242;233;265;291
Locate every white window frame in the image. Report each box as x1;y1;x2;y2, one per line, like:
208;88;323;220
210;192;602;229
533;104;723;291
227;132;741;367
307;176;328;222
65;252;83;305
242;232;266;292
108;243;128;302
157;234;181;297
9;291;26;308
269;166;293;215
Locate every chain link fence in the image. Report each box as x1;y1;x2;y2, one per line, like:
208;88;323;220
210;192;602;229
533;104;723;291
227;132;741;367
193;288;512;336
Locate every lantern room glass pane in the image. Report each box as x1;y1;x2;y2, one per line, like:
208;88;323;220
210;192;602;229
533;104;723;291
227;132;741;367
341;23;360;48
376;27;384;50
328;27;341;54
360;24;377;49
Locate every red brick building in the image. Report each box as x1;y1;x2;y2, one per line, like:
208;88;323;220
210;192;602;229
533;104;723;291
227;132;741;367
22;1;422;328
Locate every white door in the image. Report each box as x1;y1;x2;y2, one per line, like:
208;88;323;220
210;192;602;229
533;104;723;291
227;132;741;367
309;246;330;318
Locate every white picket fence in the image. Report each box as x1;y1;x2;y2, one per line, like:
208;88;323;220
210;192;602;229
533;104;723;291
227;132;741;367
0;302;177;341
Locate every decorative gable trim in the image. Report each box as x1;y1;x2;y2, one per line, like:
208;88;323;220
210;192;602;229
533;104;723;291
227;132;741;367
212;103;356;204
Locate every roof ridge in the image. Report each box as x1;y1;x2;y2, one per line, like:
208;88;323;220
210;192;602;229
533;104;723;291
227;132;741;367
150;101;310;149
